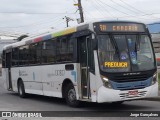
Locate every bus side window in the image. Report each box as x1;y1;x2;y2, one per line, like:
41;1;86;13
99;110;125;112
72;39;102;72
12;48;19;66
29;43;42;65
56;38;61;62
61;36;73;62
87;36;95;73
29;44;36;64
42;40;56;64
19;45;29;66
36;43;42;64
57;35;74;63
66;37;74;62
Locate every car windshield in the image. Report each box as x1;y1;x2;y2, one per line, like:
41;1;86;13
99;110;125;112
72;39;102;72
98;34;155;73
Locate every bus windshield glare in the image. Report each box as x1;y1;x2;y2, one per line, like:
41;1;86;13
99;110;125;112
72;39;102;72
98;34;155;72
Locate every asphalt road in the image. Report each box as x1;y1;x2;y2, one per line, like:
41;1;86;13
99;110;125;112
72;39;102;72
0;77;160;120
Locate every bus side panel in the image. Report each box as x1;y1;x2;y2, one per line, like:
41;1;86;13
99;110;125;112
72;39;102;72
22;66;43;95
42;64;63;98
92;51;103;102
42;63;79;98
11;66;43;95
76;63;81;100
89;72;97;102
11;68;19;92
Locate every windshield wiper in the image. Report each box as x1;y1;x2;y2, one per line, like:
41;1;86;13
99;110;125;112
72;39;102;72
135;35;140;51
109;34;120;61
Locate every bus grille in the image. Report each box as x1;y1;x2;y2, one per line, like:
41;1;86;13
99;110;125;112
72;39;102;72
109;78;152;90
119;91;147;99
110;74;150;83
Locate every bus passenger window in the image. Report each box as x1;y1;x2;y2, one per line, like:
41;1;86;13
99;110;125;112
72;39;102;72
29;43;41;65
12;48;19;66
19;45;29;66
42;40;56;64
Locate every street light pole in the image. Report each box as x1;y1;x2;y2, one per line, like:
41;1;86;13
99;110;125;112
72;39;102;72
63;16;74;27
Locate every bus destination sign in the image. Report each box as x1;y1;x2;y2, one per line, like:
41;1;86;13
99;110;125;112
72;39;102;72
97;23;145;32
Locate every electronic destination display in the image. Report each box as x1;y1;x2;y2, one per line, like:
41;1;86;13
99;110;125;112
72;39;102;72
95;22;145;32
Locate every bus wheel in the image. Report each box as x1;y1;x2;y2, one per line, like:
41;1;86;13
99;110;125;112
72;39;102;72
65;83;80;107
18;81;26;98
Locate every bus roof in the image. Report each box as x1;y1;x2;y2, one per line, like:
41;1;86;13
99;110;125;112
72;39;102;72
3;20;145;50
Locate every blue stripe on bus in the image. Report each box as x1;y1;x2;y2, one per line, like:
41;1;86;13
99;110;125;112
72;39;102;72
109;77;152;90
71;71;76;82
33;72;35;80
42;35;52;41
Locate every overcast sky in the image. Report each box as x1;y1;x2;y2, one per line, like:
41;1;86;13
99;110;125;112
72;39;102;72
0;0;160;37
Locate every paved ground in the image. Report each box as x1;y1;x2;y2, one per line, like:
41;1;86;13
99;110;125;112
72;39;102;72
0;77;160;120
0;118;160;120
0;78;160;112
0;117;160;120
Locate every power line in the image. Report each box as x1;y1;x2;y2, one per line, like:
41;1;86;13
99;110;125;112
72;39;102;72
53;21;67;29
85;0;107;18
95;0;160;21
93;0;117;18
97;0;133;16
119;0;160;19
81;1;96;20
119;0;146;14
0;6;78;29
27;19;66;34
118;13;160;20
82;9;95;20
0;12;75;15
83;12;160;22
110;0;140;15
0;15;64;28
119;13;160;18
0;16;66;36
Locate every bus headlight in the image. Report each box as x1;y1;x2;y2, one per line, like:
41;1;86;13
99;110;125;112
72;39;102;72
151;73;157;85
101;75;112;88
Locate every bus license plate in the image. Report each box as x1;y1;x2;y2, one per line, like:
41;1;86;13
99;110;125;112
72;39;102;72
128;90;138;96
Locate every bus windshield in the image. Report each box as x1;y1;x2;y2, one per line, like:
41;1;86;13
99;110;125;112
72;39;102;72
98;34;155;73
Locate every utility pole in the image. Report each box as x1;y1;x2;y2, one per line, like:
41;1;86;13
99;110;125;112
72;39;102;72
78;0;84;23
74;0;84;23
63;16;74;27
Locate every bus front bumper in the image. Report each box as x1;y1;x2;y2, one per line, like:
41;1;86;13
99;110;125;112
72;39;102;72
97;82;158;103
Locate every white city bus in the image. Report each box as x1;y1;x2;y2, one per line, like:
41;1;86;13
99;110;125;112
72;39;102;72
2;20;158;107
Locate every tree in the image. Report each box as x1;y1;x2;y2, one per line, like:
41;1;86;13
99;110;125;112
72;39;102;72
17;35;28;41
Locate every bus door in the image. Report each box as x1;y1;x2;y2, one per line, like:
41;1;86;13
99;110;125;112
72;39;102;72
78;36;91;99
5;50;12;90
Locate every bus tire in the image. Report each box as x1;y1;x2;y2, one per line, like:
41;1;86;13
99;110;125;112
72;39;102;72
65;83;80;107
18;80;26;98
